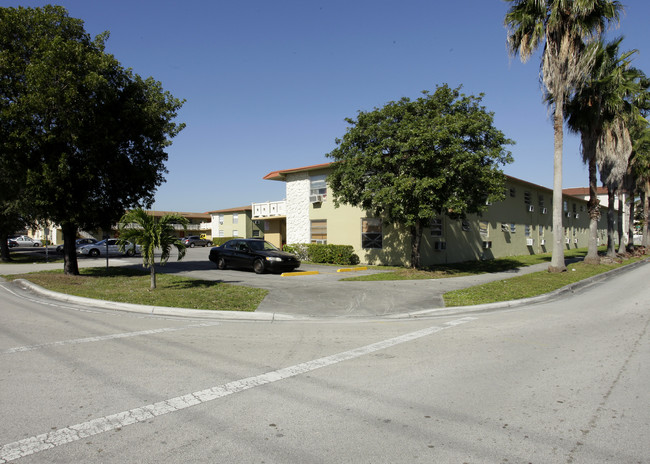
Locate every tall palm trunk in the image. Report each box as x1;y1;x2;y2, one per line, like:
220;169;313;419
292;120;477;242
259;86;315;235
626;186;635;252
642;188;649;248
617;193;625;253
606;188;617;257
585;155;601;264
550;101;567;272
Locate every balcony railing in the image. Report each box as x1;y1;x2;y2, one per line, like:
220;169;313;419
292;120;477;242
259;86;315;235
252;200;286;218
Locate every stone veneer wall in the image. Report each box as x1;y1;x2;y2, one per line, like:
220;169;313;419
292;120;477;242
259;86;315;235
285;172;311;244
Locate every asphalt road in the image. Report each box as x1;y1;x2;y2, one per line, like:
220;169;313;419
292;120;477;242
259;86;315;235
1;257;648;463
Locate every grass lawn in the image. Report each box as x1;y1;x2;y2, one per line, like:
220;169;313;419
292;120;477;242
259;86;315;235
443;255;646;306
341;247;595;282
5;267;267;312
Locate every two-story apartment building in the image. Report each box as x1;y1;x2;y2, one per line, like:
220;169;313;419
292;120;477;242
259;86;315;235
207;206;264;241
263;162;610;266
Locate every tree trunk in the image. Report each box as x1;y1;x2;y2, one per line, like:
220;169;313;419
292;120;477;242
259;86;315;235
616;193;625;254
626;187;635;252
642;188;649;249
62;222;80;275
410;222;423;269
584;156;600;265
549;102;566;272
150;264;156;290
606;189;617;258
0;232;11;262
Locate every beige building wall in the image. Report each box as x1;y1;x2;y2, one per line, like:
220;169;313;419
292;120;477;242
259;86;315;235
279;165;609;267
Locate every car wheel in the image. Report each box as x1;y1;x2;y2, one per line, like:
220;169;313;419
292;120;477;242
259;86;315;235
217;257;227;270
126;248;135;257
253;258;265;274
190;243;195;248
89;249;100;258
34;243;40;247
207;241;213;247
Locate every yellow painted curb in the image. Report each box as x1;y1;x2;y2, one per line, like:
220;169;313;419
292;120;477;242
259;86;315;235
281;271;320;277
336;267;368;273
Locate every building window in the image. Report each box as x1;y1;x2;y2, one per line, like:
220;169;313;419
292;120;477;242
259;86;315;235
311;219;327;244
233;213;239;224
252;230;260;238
510;223;516;233
233;229;238;237
524;191;531;204
538;195;545;207
563;200;568;212
430;218;443;236
218;230;224;237
362;218;382;249
525;224;531;237
509;187;516;197
218;214;224;225
479;220;489;237
310;174;327;202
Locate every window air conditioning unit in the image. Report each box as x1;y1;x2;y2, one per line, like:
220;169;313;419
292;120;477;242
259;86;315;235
540;239;546;246
574;238;578;244
574;213;579;219
482;241;492;249
565;238;570;244
434;241;447;251
566;212;572;218
526;238;534;246
485;199;493;206
527;205;534;212
542;208;548;214
501;224;510;232
309;194;324;203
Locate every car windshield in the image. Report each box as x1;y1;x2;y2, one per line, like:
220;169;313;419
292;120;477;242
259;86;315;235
248;240;278;252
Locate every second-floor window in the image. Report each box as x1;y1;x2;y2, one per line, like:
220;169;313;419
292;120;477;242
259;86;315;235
233;213;238;224
310;175;327;201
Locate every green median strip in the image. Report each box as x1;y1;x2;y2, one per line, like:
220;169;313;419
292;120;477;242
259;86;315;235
5;267;267;312
442;257;645;307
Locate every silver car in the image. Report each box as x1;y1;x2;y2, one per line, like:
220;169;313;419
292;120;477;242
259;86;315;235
77;239;141;257
11;235;42;247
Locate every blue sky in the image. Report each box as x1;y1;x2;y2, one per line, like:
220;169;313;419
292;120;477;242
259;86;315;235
4;1;650;213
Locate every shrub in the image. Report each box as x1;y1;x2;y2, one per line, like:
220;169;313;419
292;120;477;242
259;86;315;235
211;237;237;246
283;243;359;265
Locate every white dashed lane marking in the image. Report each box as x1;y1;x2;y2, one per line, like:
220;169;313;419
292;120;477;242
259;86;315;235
0;317;477;462
2;323;221;355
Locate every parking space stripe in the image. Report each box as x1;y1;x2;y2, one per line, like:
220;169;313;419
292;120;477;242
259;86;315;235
0;316;476;462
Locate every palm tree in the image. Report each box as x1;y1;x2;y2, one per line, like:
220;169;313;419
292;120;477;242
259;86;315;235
566;38;639;263
118;208;188;289
504;0;623;272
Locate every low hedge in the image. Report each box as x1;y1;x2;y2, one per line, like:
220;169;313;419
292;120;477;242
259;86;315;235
283;243;360;265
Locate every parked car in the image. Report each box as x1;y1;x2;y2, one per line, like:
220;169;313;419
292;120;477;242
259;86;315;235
209;239;300;274
56;238;98;253
181;235;212;248
7;239;18;248
11;235;42;247
77;239;141;257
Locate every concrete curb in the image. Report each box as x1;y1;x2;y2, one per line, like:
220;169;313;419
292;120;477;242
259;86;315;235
388;258;650;319
9;258;649;322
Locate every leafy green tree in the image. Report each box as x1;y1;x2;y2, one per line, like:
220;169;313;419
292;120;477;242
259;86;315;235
326;84;513;269
504;0;623;272
0;6;184;275
118;208;188;290
566;38;641;262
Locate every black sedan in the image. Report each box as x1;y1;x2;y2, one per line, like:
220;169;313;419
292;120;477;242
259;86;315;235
209;239;300;274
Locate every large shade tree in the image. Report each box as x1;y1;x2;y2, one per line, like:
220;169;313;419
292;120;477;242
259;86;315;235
326;84;513;269
504;0;623;272
0;6;184;275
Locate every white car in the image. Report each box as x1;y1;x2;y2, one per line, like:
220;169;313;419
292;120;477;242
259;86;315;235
77;239;141;257
11;235;42;247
